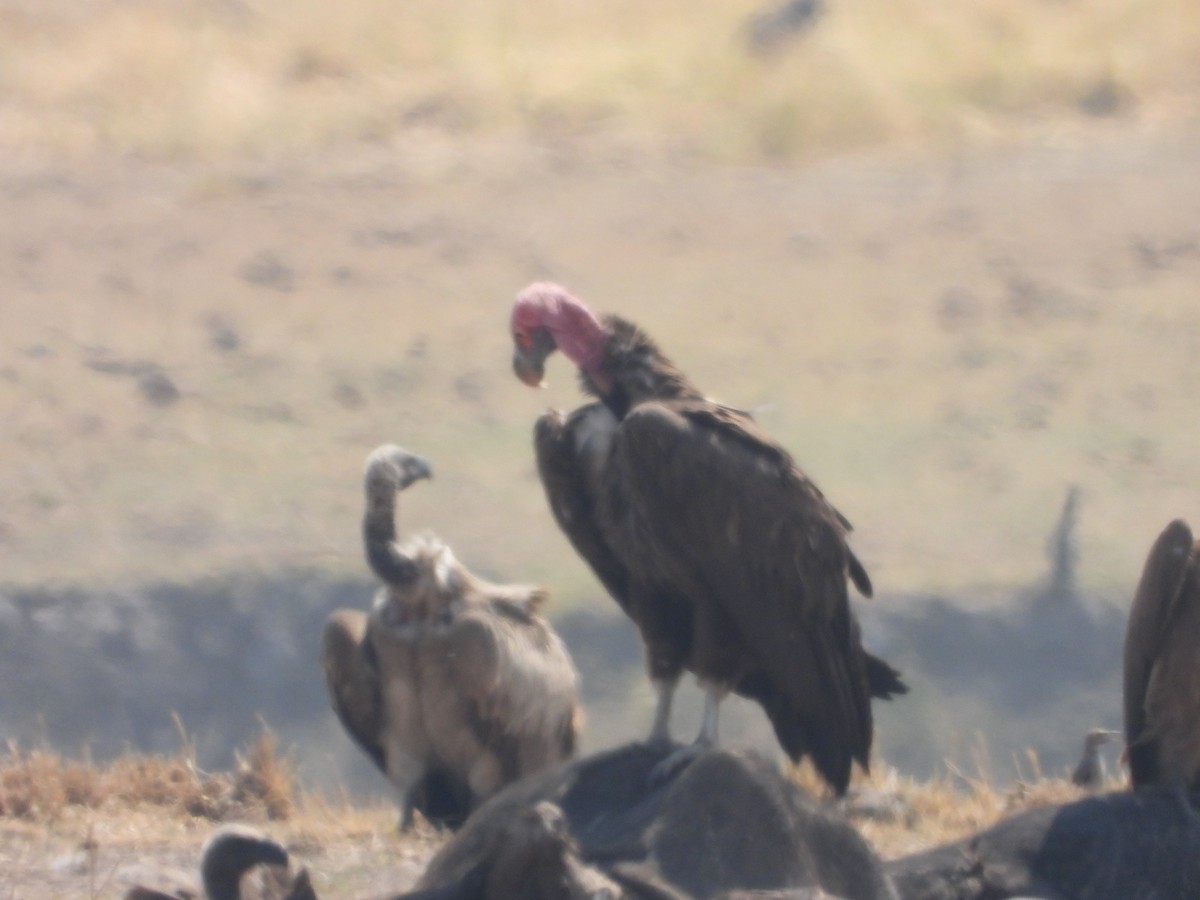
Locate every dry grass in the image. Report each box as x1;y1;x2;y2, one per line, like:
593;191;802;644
839;745;1114;857
0;726;294;825
0;728;445;898
0;736;1124;897
0;0;1197;161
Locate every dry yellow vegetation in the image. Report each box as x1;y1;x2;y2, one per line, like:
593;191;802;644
0;0;1196;160
0;731;441;899
0;736;1122;898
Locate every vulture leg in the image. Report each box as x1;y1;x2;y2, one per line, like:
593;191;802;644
649;681;729;785
696;680;726;747
648;675;680;746
386;749;429;832
638;586;693;746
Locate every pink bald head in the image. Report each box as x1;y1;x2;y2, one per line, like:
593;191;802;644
510;283;609;385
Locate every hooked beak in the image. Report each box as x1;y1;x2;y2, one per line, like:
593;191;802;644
512;328;556;388
513;348;546;387
400;453;433;489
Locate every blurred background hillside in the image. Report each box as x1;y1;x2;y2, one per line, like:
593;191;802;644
2;0;1198;161
1;0;1198;797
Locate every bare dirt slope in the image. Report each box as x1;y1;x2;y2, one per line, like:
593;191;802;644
2;122;1199;599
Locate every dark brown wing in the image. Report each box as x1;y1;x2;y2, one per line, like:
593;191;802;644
534;404;633;615
608;400;878;791
320;608;387;773
1123;518;1197;786
658;401;871;599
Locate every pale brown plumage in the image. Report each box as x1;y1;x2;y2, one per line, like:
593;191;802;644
321;445;582;829
511;283;904;795
1123;518;1200;790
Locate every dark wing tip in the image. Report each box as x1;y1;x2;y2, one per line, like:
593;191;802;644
848;551;873;598
320;611;388;774
865;653;908;700
1159;518;1195;554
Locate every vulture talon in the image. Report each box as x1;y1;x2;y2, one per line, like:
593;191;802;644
647;742;707;788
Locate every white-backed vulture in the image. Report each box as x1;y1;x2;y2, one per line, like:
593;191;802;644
509;283;905;794
321;444;582;829
1123;517;1200;790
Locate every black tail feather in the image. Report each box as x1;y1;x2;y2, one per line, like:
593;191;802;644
865;653;907;700
848;551;873;598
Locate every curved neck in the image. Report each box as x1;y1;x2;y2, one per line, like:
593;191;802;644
515;284;611;389
548;296;609;385
363;473;416;584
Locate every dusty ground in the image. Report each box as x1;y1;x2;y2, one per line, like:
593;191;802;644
2;119;1199;600
0;801;442;899
0;742;1102;899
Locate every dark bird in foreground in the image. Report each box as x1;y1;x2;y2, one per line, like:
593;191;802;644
887;786;1200;900
412;743;897;900
1069;728;1118;790
510;282;905;794
1123;517;1200;791
186;747;894;899
321;445;582;830
125;824;314;900
398;801;642;900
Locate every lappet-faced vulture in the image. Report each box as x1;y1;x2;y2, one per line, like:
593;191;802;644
1123;517;1200;791
321;445;582;829
510;283;905;794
